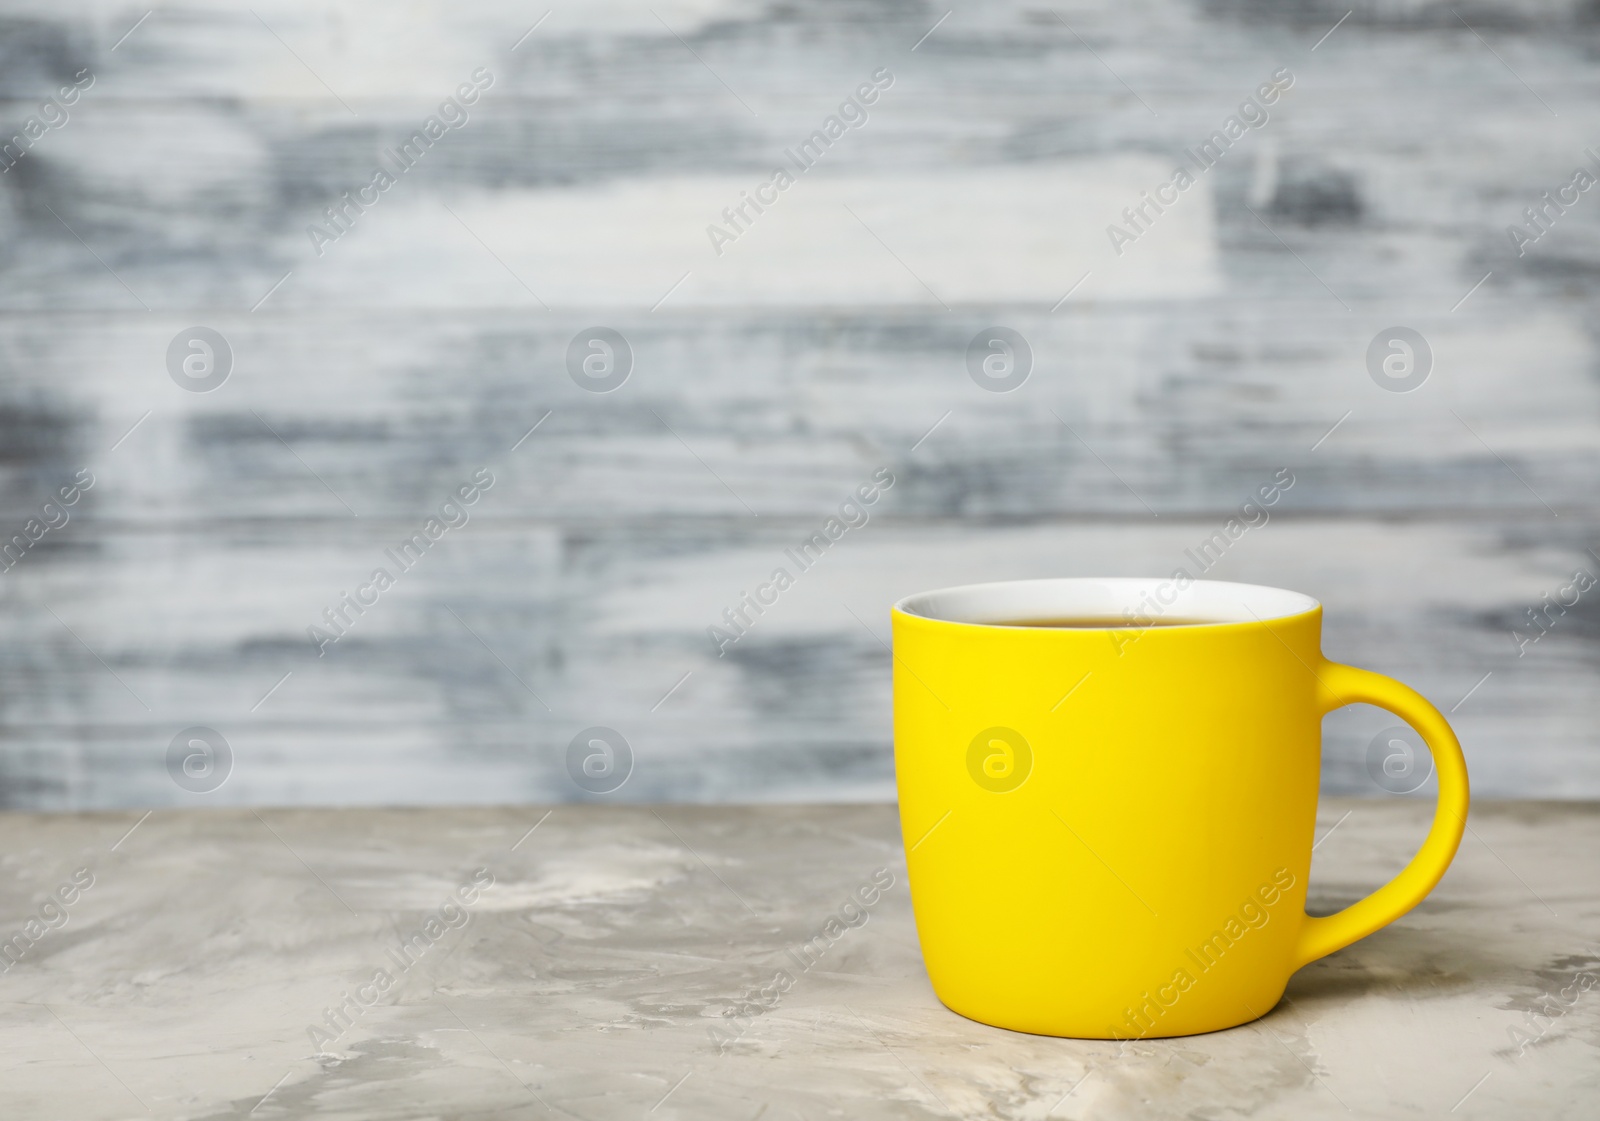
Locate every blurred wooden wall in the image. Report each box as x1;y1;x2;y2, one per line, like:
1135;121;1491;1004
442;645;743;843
0;0;1596;808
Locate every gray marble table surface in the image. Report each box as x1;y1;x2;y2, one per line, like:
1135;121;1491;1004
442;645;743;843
0;799;1594;1120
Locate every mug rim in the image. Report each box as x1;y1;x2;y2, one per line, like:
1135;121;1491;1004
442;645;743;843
892;577;1321;630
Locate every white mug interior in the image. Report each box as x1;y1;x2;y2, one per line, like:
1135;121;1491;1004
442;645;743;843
894;577;1320;628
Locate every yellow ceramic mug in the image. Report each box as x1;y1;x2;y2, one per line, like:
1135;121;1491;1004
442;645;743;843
891;577;1468;1039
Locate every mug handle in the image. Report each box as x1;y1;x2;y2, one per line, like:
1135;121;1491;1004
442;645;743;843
1291;661;1471;970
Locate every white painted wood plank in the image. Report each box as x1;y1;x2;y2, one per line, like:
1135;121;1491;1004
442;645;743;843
0;516;1593;808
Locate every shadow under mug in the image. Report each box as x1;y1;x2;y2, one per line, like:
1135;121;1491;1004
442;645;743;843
890;577;1469;1039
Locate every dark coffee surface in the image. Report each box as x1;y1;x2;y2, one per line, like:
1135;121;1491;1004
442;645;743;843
998;616;1214;628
